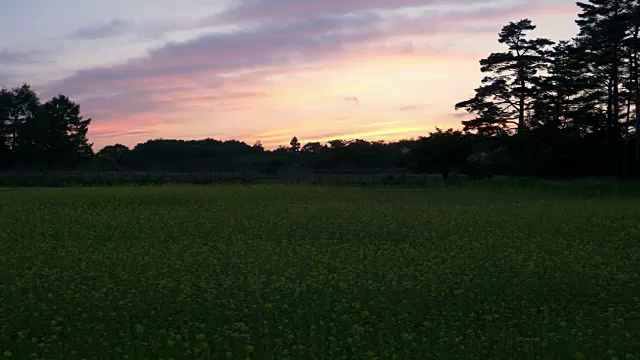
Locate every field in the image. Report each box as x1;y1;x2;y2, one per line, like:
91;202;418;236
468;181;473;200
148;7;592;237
1;185;640;359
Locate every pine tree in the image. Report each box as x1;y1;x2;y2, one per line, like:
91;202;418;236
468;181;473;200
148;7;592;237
533;41;600;132
0;88;10;148
4;84;40;150
456;19;554;134
576;0;630;139
623;1;640;170
0;88;13;168
289;137;301;153
42;95;93;167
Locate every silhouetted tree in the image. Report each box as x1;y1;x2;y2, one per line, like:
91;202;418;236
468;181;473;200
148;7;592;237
301;142;324;153
0;89;12;168
456;19;554;134
97;144;130;170
533;41;587;130
411;128;471;179
328;140;348;149
572;0;639;174
622;1;640;171
4;84;41;151
577;0;629;131
289;137;301;153
43;95;93;166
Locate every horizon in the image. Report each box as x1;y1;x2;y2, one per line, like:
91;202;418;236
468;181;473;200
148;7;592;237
1;0;579;150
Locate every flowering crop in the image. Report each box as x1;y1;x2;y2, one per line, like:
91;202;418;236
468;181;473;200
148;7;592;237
1;185;639;359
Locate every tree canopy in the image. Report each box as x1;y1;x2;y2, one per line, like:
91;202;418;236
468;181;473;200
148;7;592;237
0;85;93;170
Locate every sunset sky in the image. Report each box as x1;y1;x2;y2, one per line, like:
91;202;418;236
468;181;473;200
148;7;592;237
0;0;580;150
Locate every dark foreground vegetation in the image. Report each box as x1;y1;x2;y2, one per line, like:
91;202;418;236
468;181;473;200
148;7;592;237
3;0;640;183
1;185;639;359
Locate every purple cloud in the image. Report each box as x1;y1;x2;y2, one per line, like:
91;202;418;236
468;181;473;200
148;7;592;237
71;19;134;39
0;49;39;64
42;0;559;147
47;12;386;114
0;49;45;86
219;0;493;22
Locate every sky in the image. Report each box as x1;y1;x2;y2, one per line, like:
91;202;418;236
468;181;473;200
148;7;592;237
0;0;580;150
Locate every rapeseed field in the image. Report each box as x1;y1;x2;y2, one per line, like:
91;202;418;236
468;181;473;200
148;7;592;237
1;185;639;359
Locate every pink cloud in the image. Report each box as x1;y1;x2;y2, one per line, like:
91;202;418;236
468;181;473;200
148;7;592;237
44;0;579;150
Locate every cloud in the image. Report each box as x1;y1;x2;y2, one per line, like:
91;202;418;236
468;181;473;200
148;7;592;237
289;126;428;146
397;104;429;111
92;129;156;139
449;112;473;119
0;49;45;86
243;118;428;148
47;12;387;118
68;16;208;42
44;0;566;148
71;19;134;39
344;96;360;105
49;4;501;98
0;72;10;87
218;0;495;23
0;49;38;64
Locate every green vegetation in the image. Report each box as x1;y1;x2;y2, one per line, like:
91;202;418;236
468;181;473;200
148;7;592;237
1;185;640;359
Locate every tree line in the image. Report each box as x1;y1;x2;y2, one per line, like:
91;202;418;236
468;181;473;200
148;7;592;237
457;0;640;177
0;84;93;170
2;0;640;180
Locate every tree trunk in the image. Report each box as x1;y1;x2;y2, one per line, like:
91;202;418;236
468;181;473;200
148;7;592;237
612;47;622;175
607;81;614;134
631;25;640;176
636;100;640;175
10;114;17;150
605;81;614;175
519;75;526;133
636;52;640;174
613;67;621;136
627;98;632;134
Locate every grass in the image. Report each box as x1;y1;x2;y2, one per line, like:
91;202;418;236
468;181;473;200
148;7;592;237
1;185;640;359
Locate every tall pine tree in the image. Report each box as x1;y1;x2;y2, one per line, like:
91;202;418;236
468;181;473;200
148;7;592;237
4;84;40;151
0;88;12;168
42;95;93;167
456;19;554;134
622;1;640;170
576;0;630;170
